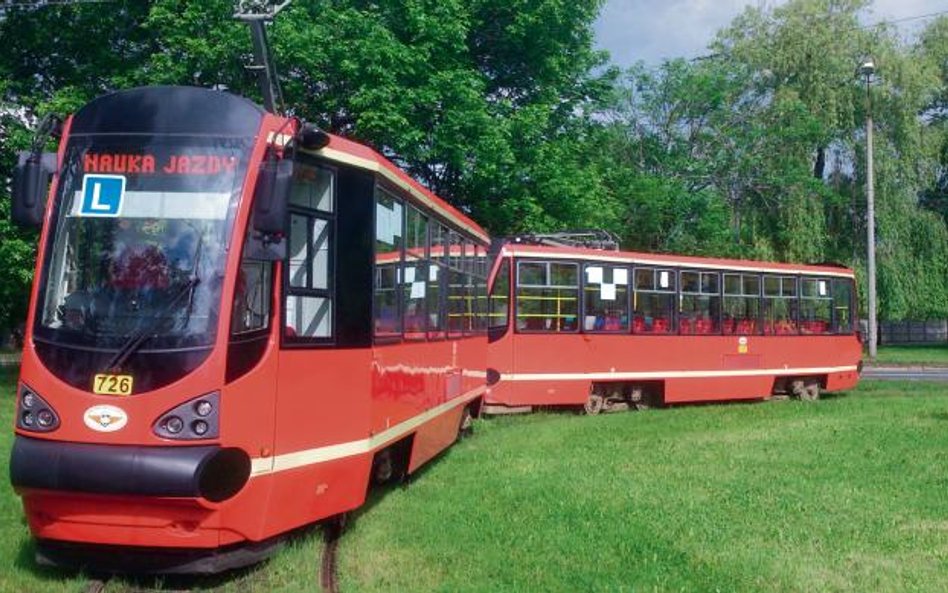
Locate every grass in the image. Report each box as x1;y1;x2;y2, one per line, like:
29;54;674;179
2;374;947;592
871;344;948;366
338;382;948;593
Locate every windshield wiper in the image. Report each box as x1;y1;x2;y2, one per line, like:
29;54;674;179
105;231;205;373
180;228;206;331
104;276;200;373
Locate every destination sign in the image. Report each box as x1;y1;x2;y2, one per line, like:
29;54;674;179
83;153;239;175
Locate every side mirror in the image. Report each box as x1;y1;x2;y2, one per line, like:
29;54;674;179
297;123;331;151
12;151;57;228
252;156;293;237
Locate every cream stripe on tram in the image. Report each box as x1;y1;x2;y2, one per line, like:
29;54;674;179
249;385;485;477
501;365;859;382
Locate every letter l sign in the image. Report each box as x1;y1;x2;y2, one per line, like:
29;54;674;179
79;175;125;217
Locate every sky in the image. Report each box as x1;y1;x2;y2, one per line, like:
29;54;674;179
594;0;948;67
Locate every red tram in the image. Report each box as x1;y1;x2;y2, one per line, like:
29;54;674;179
485;243;862;413
9;86;489;572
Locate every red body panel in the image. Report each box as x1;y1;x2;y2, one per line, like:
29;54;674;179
487;246;862;409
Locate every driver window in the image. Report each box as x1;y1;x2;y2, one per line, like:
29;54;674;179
231;256;272;334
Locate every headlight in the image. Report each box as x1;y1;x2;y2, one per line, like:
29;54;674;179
153;392;220;440
16;384;60;433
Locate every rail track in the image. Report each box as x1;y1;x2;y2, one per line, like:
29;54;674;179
320;514;346;593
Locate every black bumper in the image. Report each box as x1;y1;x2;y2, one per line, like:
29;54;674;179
9;436;250;501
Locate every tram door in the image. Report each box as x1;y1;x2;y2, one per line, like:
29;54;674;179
486;257;513;403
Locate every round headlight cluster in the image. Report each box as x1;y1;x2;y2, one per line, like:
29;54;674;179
17;385;59;433
153;392;219;440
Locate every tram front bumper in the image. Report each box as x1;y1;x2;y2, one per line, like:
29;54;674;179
9;435;251;502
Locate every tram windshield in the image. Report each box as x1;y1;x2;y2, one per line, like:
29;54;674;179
37;136;251;351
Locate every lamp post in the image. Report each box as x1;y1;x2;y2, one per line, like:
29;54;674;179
858;59;878;358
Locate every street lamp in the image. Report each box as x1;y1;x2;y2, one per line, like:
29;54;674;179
857;59;878;358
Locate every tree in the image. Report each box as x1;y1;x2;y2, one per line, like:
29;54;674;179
0;0;614;332
603;0;948;319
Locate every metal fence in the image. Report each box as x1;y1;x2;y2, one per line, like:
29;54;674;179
879;320;948;345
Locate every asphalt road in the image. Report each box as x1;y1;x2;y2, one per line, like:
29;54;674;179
862;366;948;381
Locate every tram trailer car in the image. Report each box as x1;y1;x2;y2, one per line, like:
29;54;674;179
485;244;862;414
8;86;489;573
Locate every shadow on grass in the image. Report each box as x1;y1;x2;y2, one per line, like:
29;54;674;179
14;538;80;584
112;561;269;591
818;389;851;401
15;532;277;591
13;510;290;591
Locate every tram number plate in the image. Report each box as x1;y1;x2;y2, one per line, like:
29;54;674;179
93;374;133;396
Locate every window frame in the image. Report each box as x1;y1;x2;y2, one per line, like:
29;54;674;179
582;263;631;333
373;185;406;343
632;266;678;334
402;204;429;340
281;159;337;347
722;272;763;336
515;259;581;334
799;275;834;335
678;269;721;335
762;274;799;336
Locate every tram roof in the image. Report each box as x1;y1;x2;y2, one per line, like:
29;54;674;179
499;243;855;278
304;135;489;244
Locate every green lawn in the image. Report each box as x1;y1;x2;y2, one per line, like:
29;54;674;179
339;382;948;593
871;344;948;366
2;375;947;592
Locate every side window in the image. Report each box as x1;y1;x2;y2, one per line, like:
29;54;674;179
374;189;404;338
403;206;428;338
832;278;854;333
516;261;579;332
473;245;489;332
583;264;629;332
723;273;761;335
633;267;676;334
232;257;272;335
800;277;832;334
763;275;798;335
488;258;511;330
284;163;334;341
461;240;478;335
679;271;719;334
447;232;467;337
427;222;447;338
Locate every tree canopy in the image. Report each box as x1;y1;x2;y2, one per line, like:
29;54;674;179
1;0;947;328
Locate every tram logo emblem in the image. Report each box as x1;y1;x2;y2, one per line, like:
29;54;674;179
83;405;128;432
79;174;125;217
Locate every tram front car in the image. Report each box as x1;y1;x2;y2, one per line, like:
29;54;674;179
9;87;311;572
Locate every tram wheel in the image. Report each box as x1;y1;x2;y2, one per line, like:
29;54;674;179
800;381;821;401
372;448;394;484
584;393;604;415
630;387;650;411
458;405;474;440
